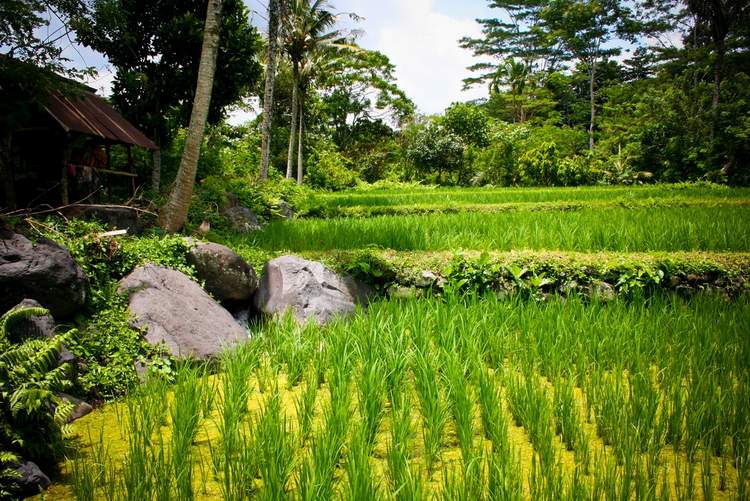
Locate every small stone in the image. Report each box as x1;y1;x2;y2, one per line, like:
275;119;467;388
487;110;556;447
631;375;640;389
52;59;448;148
59;393;93;423
590;281;615;301
414;270;438;288
14;461;50;497
388;285;420;299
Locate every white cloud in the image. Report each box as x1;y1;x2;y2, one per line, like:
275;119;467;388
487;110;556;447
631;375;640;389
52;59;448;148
366;0;488;114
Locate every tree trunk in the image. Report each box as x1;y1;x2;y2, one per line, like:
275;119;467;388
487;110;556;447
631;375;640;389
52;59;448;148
588;59;597;150
260;0;282;180
286;61;299;179
159;0;223;232
152;147;161;192
711;38;724;141
296;99;304;185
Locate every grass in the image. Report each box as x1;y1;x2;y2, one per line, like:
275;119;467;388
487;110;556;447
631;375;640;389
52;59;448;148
41;291;749;501
246;206;750;252
309;183;750;210
34;184;750;500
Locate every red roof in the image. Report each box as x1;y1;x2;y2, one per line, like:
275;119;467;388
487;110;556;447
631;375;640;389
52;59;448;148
43;90;158;150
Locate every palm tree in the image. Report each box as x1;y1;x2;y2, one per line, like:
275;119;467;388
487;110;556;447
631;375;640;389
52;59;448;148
159;0;223;232
282;0;341;183
260;0;286;180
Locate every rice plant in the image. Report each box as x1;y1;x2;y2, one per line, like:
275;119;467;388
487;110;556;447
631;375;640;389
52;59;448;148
256;388;296;501
48;288;750;500
344;424;381;501
412;346;449;474
357;356;386;450
246;206;750;252
476;366;509;454
386;397;423;500
294;368;319;441
442;350;475;465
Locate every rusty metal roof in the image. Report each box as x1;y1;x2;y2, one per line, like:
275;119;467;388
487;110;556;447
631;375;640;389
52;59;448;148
43;89;158;150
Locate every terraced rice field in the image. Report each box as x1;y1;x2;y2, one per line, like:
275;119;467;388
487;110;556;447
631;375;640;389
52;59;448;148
44;184;750;500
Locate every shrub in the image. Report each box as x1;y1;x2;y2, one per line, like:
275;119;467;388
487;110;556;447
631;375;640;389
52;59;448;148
0;307;75;480
306;143;360;191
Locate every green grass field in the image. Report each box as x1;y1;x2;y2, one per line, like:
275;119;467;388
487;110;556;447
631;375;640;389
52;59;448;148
249;206;750;253
309;184;750;209
44;184;750;500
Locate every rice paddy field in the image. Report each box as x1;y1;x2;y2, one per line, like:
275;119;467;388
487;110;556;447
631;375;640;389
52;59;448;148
42;184;750;500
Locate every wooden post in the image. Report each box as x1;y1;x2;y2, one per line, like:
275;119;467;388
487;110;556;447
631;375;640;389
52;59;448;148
1;131;16;210
105;143;112;201
61;139;71;206
127;145;135;195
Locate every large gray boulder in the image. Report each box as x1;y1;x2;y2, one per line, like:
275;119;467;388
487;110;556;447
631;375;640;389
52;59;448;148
254;256;370;324
187;242;257;302
0;229;87;319
118;265;247;360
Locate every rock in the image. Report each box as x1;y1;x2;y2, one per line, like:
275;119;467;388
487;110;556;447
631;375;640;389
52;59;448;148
59;393;93;423
277;200;294;219
0;229;87;319
387;285;421;299
589;281;615;301
14;461;50;498
3;299;56;343
118;265;248;360
669;275;682;288
3;299;75;365
558;280;579;295
187;242;258;302
223;193;262;233
686;273;707;285
254;256;370;324
414;270;438;288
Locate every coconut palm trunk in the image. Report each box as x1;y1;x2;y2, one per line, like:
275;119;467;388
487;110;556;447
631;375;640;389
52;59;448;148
588;58;596;150
260;0;283;180
159;0;223;232
286;61;299;178
297;98;304;184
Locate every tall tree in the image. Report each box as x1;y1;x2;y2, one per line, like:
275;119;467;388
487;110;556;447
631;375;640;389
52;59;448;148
158;0;223;232
282;0;342;183
259;0;285;180
73;0;261;189
460;1;560;91
686;0;749;139
542;0;634;149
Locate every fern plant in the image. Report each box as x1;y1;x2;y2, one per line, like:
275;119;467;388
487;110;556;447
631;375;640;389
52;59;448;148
0;306;76;495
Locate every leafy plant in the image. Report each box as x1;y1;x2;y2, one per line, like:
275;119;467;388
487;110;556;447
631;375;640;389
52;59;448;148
0;306;75;479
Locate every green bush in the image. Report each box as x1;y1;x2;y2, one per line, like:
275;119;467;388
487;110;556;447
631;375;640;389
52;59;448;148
518;142;559;186
190;175;312;227
306;142;360;191
0;307;75;479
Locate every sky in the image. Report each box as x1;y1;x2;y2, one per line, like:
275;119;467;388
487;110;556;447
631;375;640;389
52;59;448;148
65;0;498;122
